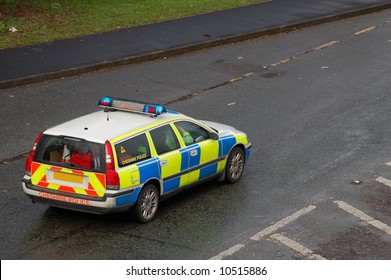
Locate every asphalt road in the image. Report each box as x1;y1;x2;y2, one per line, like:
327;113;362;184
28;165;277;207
1;9;391;260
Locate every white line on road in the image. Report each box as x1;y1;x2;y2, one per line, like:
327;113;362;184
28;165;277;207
209;243;245;260
271;233;326;260
210;205;316;260
334;200;391;236
250;205;316;241
375;176;391;189
385;161;391;166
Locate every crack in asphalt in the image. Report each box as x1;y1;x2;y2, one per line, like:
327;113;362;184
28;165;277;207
164;72;254;106
0;152;30;166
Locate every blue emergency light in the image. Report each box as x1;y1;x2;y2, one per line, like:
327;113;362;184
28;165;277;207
98;96;167;116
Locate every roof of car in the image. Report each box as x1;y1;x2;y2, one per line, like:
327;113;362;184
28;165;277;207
44;109;187;143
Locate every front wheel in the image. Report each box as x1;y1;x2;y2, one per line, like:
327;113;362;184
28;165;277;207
225;146;245;183
133;184;159;223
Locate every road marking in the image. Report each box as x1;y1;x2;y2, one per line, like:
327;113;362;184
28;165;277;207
385;161;391;166
210;205;316;259
334;200;391;236
228;76;244;83
269;39;339;68
165;72;254;106
209;243;245;260
375;176;391;189
313;40;339;50
355;26;377;36
271;233;326;260
270;56;296;67
228;72;255;83
250;205;316;241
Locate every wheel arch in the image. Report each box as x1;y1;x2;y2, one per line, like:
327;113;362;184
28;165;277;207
142;178;162;195
228;143;246;163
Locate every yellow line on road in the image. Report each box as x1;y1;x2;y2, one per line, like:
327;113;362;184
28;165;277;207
355;26;377;36
314;40;339;50
270;56;296;67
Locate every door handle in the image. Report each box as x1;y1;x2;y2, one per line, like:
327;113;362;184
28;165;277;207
160;159;168;166
190;149;198;156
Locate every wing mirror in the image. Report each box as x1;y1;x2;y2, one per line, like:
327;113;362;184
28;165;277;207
209;132;219;140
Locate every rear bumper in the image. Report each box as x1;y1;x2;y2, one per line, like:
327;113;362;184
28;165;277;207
22;176;139;215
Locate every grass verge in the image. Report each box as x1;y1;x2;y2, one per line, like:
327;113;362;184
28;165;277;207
0;0;266;49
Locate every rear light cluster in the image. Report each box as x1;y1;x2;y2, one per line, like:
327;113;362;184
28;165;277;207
25;132;44;176
105;140;120;190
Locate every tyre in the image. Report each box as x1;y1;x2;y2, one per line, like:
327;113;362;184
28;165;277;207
225;146;245;183
133;184;159;223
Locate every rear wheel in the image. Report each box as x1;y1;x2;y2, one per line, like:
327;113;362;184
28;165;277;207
225;146;245;183
133;184;159;223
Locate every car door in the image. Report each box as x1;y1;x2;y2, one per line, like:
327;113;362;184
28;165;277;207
149;124;189;194
173;121;223;185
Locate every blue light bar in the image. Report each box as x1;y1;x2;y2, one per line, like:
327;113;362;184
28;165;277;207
98;96;167;116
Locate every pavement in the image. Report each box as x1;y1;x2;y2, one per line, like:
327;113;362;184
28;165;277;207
0;0;390;89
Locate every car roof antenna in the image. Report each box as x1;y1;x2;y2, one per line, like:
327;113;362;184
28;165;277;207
105;108;110;121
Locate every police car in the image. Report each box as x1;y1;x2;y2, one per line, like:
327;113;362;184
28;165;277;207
22;97;251;223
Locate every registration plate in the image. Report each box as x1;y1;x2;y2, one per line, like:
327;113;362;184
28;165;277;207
53;171;84;184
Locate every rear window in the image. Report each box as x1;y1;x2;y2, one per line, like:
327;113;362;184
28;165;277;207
34;135;105;173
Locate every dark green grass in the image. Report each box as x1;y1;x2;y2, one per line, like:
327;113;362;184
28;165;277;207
0;0;266;49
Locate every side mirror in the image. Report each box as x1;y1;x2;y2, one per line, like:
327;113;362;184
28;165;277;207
209;132;219;140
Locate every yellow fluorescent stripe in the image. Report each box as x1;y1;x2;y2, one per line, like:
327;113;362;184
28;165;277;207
179;175;188;187
145;132;157;157
73;187;87;195
46;183;60;191
161;152;181;178
200;141;219;164
88;173;105;192
235;134;248;145
355;26;376;35
31;164;50;186
217;161;226;173
188;170;200;184
32;163;105;196
119;166;139;188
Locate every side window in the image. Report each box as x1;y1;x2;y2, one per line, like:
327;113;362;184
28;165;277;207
115;134;151;167
175;121;210;146
150;125;180;155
